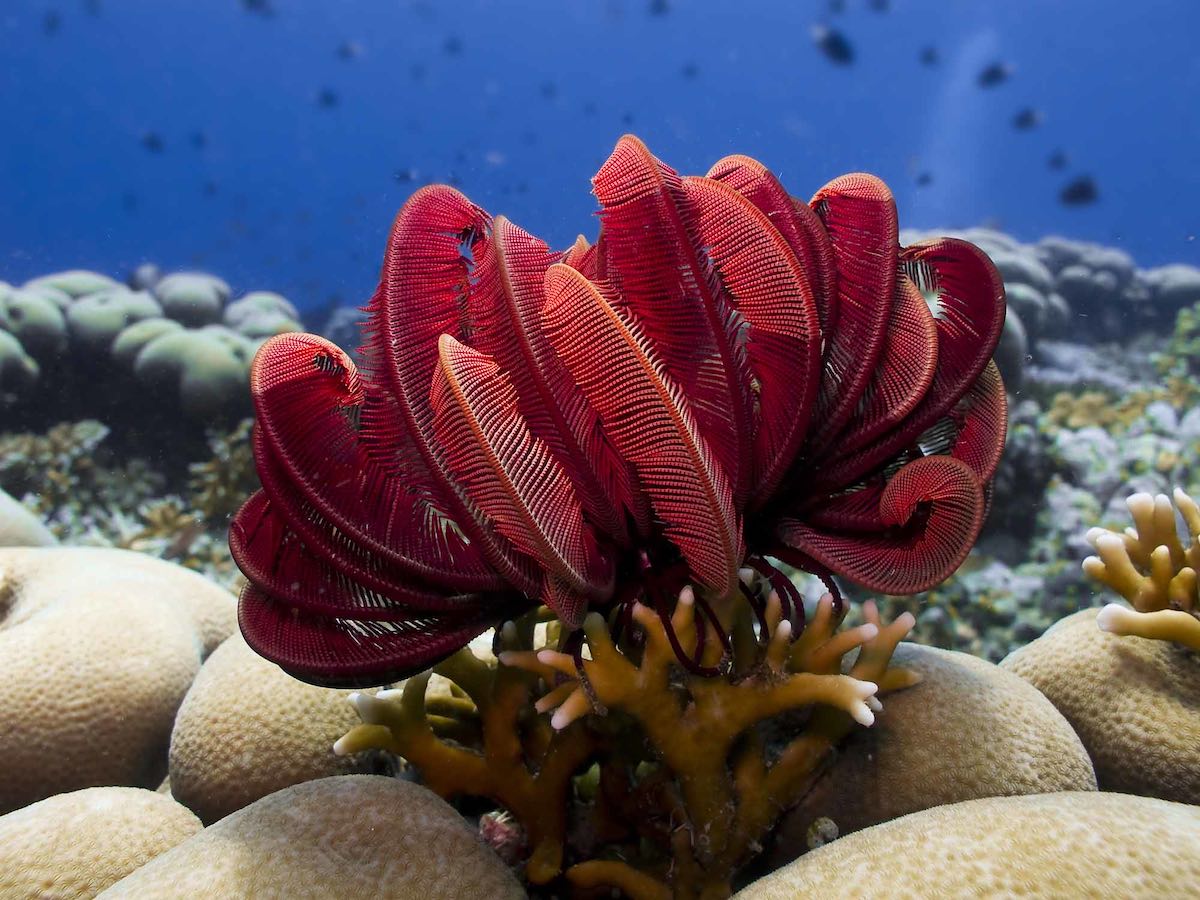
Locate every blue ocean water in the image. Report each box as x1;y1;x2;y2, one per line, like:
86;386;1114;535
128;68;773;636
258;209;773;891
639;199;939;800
1;0;1197;316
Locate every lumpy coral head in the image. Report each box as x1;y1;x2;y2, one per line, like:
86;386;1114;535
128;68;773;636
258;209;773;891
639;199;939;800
229;135;1007;687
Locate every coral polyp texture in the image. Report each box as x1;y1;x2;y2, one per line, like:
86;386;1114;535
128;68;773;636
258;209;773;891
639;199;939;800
229;135;1007;687
1083;488;1200;650
335;582;917;898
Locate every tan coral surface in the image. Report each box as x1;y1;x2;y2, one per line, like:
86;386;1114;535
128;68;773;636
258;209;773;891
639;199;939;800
769;643;1096;867
99;776;527;899
0;487;57;547
0;787;201;900
169;632;391;824
1002;607;1200;803
738;792;1200;899
0;547;236;813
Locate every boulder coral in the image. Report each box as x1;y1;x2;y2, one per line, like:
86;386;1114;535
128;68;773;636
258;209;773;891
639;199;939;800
0;787;201;899
223;290;302;338
735;792;1200;899
0;285;67;360
0;547;236;813
0;267;302;429
0;486;57;547
131;324;258;419
1001;607;1200;804
169;631;396;824
767;643;1096;869
152;272;231;326
100;776;526;899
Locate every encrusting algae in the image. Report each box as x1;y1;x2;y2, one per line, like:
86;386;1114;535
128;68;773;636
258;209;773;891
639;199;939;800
334;572;916;900
1083;487;1200;650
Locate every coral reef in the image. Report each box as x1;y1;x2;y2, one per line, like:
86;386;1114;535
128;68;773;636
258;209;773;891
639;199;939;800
1083;488;1200;649
335;582;915;898
0;418;251;590
0;267;305;436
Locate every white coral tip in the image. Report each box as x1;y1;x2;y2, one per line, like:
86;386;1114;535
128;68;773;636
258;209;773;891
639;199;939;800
351;692;391;724
851;703;876;727
1095;602;1128;634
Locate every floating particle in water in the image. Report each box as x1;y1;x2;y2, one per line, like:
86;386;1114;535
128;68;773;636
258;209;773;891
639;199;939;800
190;131;208;149
1047;149;1068;170
83;0;101;15
443;35;463;56
681;60;699;79
827;0;845;13
316;88;340;109
122;191;139;213
1059;175;1098;206
140;131;165;153
582;99;597;115
869;0;889;12
43;10;62;36
447;172;463;187
539;81;557;100
648;0;670;16
516;181;528;194
203;180;219;197
811;24;854;65
241;0;275;17
1011;107;1042;130
977;61;1012;88
916;171;933;187
337;40;363;61
393;168;417;185
621;111;635;125
410;62;427;82
918;45;938;66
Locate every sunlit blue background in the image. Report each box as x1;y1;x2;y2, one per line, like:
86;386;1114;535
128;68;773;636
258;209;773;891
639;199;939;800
2;0;1197;316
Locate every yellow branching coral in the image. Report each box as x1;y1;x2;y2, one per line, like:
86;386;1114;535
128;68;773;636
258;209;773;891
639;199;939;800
1083;488;1200;651
335;575;915;899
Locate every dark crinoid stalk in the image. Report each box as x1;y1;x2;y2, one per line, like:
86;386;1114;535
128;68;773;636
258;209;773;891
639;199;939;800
229;134;1006;688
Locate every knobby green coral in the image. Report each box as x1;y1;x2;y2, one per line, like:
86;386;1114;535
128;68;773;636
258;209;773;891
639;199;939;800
1083;488;1200;650
333;573;915;899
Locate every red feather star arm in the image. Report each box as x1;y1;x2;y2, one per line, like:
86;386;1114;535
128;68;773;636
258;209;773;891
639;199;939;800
364;184;540;596
810;270;938;461
807;237;1006;492
248;332;503;591
467;215;637;544
706;154;840;343
677;174;823;511
804;173;899;455
429;333;614;627
542;263;744;600
773;454;986;595
592;134;755;505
